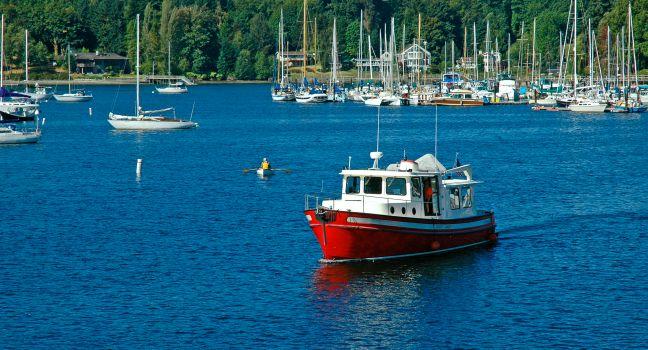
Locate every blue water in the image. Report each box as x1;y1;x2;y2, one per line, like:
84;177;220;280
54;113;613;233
1;84;647;348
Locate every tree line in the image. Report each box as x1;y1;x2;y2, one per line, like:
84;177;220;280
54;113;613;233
0;0;645;80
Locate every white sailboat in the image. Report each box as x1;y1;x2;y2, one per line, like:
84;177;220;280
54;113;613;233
155;42;188;94
295;0;328;104
365;18;402;106
0;124;40;144
271;9;295;102
567;0;606;113
108;14;197;131
53;44;93;102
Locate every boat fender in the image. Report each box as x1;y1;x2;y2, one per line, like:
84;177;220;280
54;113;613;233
431;241;440;250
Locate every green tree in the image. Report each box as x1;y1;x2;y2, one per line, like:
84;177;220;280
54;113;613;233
235;49;254;79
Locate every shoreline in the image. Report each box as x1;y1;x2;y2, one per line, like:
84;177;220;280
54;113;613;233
1;79;271;86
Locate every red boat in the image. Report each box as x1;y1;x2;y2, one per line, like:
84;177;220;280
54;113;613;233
304;153;497;262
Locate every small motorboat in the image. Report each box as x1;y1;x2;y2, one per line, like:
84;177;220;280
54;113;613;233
567;99;607;113
304;152;497;262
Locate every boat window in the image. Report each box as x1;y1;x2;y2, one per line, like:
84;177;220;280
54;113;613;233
462;186;473;208
345;176;361;194
450;187;461;209
364;177;383;194
411;177;422;198
386;177;407;196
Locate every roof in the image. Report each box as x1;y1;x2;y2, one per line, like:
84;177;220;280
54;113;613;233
75;52;128;61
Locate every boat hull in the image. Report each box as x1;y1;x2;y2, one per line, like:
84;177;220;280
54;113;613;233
430;98;484;106
305;209;496;262
156;87;188;94
295;93;328;103
271;93;296;101
0;131;40;144
53;94;93;102
256;168;274;177
108;118;197;130
567;103;607;113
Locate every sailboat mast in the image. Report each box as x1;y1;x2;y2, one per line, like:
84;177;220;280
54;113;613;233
572;0;577;98
136;14;140;115
67;44;71;94
358;10;363;82
417;13;421;85
607;26;611;86
331;18;337;86
25;30;28;88
507;33;511;75
629;3;639;88
280;9;285;86
0;14;4;89
302;0;307;80
473;22;477;80
168;41;171;77
368;34;373;80
531;18;536;84
588;19;593;88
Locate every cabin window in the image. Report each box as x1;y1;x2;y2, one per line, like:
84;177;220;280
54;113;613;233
386;177;407;196
450;187;461;209
411;177;422;198
345;176;361;194
462;186;473;208
364;177;383;194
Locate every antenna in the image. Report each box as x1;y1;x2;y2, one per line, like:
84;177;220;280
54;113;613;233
370;107;383;169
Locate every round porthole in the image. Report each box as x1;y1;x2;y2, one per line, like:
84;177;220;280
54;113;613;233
390;206;395;214
401;207;406;214
412;208;416;215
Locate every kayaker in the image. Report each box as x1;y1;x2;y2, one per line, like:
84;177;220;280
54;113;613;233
261;158;271;170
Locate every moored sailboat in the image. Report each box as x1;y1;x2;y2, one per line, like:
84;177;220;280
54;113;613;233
155;42;188;94
108;14;197;131
53;44;93;102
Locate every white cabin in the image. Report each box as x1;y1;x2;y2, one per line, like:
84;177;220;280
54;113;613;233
320;154;481;220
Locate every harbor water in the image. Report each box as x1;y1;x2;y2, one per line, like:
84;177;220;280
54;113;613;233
1;84;647;348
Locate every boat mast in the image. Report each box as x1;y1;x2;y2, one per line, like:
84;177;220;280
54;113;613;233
302;0;307;82
368;34;373;80
25;30;28;91
358;10;363;83
588;19;593;88
331;17;338;91
417;12;421;86
572;0;577;99
473;22;477;80
507;33;511;75
531;18;536;84
607;26;611;87
136;14;141;115
628;2;639;88
0;14;4;90
67;44;71;94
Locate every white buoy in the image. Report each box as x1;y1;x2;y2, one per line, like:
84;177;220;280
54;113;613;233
88;107;93;116
41;118;46;126
136;159;142;176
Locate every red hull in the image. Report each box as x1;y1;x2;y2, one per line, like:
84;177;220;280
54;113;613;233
305;210;496;262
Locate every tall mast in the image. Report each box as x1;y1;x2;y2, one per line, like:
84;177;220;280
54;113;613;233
572;0;577;99
302;0;307;80
168;41;171;76
331;17;338;87
588;19;593;87
67;44;71;94
0;14;4;89
368;34;373;80
444;41;447;73
507;33;511;75
607;26;611;86
358;10;363;82
280;9;285;85
629;2;639;88
473;22;477;80
136;14;140;115
531;18;536;84
417;13;421;85
25;30;28;87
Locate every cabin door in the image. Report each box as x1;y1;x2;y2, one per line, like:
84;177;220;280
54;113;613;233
423;177;440;216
